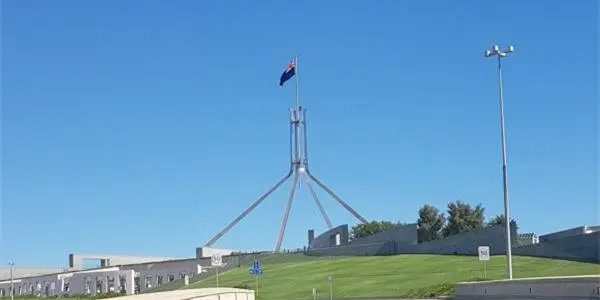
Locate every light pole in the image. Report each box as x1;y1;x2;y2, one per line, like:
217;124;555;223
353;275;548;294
8;261;14;300
485;44;515;280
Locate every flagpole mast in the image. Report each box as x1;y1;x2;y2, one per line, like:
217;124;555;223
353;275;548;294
295;55;300;113
204;55;369;252
293;55;301;166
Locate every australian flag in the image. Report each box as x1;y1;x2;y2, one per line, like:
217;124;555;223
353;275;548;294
279;58;296;86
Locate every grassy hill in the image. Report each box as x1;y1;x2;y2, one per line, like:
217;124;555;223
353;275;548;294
185;254;600;299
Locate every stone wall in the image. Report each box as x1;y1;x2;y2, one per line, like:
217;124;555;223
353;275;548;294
308;225;349;249
349;224;417;246
307;224;516;257
514;231;600;263
305;222;599;263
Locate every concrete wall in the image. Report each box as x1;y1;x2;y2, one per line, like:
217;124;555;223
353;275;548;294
195;247;235;259
393;224;517;255
307;224;516;257
69;253;185;269
514;231;600;262
306;241;393;256
539;226;588;242
309;225;349;249
305;223;599;263
349;223;417;246
454;275;600;299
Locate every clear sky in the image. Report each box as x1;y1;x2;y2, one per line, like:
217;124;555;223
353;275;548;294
1;0;597;267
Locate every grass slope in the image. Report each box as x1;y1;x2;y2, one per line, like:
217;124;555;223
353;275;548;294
186;254;600;299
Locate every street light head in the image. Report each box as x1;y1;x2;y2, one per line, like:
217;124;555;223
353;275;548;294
506;45;515;53
493;45;500;52
485;50;493;57
499;52;507;57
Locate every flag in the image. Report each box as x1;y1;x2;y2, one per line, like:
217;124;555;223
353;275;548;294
279;58;296;86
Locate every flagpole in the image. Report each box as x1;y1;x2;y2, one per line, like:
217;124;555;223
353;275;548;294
293;55;301;167
295;55;300;112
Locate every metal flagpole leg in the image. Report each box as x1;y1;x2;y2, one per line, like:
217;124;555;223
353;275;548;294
305;170;368;224
302;107;309;165
303;173;333;229
204;169;293;247
274;171;300;252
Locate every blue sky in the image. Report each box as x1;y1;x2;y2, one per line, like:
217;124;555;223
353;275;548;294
1;0;597;267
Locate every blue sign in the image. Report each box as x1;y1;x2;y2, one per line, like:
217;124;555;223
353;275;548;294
249;259;263;276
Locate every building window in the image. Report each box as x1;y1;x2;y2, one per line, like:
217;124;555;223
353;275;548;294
63;278;70;292
107;276;115;293
168;273;175;282
179;272;187;279
95;277;103;294
156;275;164;286
145;276;152;288
119;275;127;294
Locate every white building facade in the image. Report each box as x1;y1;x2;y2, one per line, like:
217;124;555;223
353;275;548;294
0;257;209;297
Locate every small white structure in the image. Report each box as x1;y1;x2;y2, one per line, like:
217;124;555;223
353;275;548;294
195;247;235;258
517;232;539;246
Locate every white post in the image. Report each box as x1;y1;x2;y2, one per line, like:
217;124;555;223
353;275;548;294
255;276;259;297
9;262;14;300
484;261;487;279
328;276;333;300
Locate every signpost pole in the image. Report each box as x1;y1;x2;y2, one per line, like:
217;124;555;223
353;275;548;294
327;275;333;300
249;259;263;298
211;254;223;288
484;260;487;279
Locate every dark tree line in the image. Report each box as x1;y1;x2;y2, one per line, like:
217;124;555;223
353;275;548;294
350;200;517;242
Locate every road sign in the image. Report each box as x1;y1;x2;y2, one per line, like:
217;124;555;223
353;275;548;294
478;246;490;278
211;254;223;267
249;259;263;276
478;246;490;261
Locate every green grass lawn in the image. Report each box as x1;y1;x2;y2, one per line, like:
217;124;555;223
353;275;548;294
185;254;600;299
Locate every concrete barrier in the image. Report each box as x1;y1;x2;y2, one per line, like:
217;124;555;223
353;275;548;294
454;275;600;299
112;288;255;300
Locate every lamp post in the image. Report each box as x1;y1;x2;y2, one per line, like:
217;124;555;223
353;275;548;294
485;44;515;280
8;261;14;300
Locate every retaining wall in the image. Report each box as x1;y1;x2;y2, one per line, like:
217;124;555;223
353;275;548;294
454;275;600;299
306;224;515;257
305;224;600;263
514;231;600;263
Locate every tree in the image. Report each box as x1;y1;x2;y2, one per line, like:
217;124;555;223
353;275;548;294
417;204;445;243
350;220;406;240
442;200;485;237
487;214;518;231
